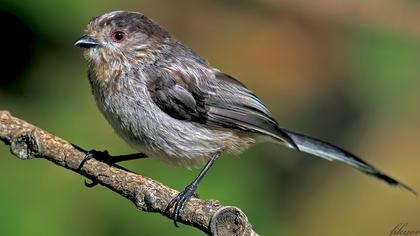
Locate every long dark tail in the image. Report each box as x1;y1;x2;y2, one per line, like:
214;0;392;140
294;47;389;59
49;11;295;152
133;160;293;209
281;128;416;195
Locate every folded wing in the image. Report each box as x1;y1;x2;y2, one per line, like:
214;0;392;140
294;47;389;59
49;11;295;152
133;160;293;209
148;69;297;148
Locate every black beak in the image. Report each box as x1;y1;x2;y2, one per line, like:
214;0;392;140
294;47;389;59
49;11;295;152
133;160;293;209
74;35;99;48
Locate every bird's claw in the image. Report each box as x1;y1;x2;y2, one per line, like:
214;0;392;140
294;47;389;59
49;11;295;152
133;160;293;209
84;179;99;188
78;149;111;170
78;149;111;188
165;185;197;227
86;150;111;162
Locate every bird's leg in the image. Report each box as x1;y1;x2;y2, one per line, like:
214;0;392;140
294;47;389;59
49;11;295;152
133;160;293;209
77;149;148;187
165;151;221;227
85;150;147;165
78;150;148;169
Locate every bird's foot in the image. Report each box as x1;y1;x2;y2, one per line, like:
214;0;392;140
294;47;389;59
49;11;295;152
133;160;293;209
78;149;112;187
78;149;111;169
164;151;221;227
77;150;148;188
165;184;198;227
87;149;110;160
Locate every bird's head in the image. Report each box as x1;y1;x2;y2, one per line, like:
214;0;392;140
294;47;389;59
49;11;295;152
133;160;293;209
74;11;170;67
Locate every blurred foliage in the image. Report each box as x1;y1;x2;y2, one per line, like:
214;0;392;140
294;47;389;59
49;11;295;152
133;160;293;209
0;0;419;235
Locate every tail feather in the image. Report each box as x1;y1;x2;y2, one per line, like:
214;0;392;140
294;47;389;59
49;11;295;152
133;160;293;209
282;129;416;195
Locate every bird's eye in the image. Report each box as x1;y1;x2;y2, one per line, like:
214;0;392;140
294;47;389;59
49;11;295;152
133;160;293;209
111;29;126;42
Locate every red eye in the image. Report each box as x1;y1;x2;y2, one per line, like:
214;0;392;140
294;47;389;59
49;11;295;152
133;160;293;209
111;29;126;42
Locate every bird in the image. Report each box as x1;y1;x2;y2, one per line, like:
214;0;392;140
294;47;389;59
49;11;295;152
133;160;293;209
74;10;415;226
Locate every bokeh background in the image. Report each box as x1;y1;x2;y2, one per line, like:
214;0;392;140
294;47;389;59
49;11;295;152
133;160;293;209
1;0;419;235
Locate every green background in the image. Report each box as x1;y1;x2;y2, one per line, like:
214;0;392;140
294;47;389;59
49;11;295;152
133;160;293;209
1;0;419;235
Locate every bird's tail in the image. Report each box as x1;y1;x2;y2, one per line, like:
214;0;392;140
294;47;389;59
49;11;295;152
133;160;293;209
281;128;416;195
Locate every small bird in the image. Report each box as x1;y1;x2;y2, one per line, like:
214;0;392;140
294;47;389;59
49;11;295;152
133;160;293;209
74;11;415;226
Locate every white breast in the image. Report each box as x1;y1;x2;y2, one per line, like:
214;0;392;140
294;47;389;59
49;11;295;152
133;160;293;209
90;71;254;167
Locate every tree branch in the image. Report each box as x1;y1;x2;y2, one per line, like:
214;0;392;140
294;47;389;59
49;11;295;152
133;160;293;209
0;110;258;236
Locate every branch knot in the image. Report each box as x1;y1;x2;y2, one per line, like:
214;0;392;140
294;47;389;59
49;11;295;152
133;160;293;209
10;130;39;159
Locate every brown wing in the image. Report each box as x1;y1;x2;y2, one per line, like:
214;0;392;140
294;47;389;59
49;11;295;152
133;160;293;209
147;70;297;148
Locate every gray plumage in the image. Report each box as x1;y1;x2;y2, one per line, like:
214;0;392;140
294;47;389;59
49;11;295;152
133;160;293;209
76;11;415;194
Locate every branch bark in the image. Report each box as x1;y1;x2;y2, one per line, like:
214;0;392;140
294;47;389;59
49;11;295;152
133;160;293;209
0;110;258;236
